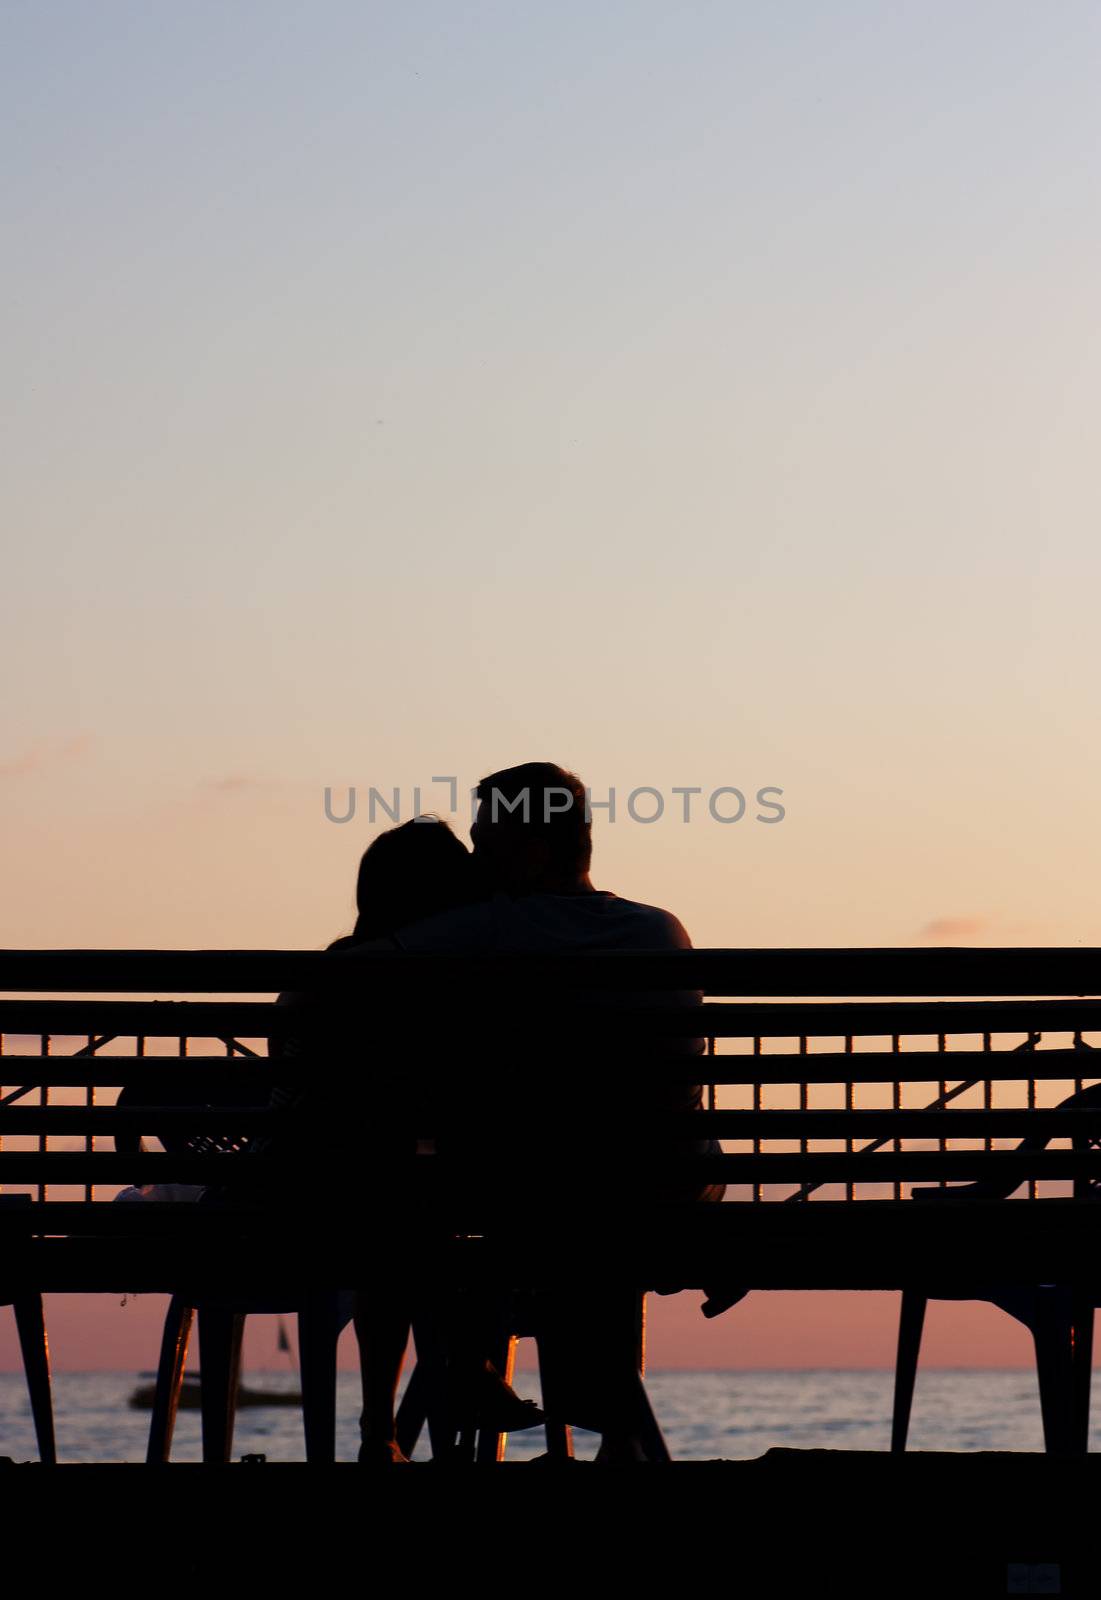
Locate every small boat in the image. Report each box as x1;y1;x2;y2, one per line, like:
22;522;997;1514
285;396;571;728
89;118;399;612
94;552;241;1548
128;1372;303;1410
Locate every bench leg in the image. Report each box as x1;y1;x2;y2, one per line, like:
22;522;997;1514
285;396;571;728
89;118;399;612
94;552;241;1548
634;1371;672;1463
13;1295;56;1465
198;1307;245;1463
147;1296;194;1464
1071;1295;1094;1455
1033;1290;1076;1455
298;1297;339;1464
631;1292;670;1462
891;1292;927;1454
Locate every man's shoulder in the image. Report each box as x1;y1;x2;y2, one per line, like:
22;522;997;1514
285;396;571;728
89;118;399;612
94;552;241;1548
586;891;693;951
388;899;497;952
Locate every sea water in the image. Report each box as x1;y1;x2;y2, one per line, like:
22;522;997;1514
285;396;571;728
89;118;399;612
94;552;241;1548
0;1368;1076;1463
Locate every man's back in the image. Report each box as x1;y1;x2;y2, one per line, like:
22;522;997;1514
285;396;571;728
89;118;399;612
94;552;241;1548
389;888;708;1185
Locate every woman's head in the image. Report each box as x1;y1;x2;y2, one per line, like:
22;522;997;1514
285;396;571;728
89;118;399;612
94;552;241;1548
352;816;474;940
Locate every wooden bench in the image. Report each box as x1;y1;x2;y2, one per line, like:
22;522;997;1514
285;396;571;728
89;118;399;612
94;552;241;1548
3;946;1101;1458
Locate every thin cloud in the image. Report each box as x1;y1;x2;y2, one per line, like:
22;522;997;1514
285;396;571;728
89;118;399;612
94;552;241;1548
0;735;91;779
919;916;989;942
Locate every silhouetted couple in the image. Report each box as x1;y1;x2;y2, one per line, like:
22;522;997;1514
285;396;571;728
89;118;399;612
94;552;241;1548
303;761;722;1462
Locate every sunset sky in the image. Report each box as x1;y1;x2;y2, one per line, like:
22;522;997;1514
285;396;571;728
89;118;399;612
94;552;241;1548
3;2;1100;1373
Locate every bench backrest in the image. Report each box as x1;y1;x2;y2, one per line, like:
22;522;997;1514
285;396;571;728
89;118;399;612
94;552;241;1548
2;947;1101;1205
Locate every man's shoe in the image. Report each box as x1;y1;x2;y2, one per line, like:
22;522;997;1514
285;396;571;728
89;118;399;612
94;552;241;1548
458;1361;545;1431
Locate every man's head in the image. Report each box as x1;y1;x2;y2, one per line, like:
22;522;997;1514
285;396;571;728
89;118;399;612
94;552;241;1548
471;761;592;894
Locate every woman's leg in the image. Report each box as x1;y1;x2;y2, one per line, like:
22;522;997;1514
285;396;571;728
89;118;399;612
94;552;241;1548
355;1290;413;1461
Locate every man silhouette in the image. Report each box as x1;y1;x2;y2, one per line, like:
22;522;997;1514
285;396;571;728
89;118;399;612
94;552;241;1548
389;761;722;1459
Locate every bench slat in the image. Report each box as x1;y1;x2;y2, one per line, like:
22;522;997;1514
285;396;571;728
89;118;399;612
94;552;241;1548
2;1149;1100;1182
4;945;1101;995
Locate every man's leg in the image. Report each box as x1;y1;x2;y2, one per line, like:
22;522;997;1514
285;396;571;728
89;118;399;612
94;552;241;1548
535;1284;650;1457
